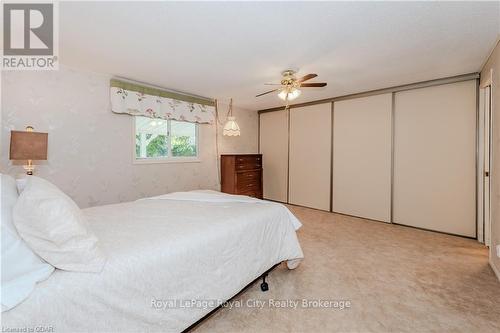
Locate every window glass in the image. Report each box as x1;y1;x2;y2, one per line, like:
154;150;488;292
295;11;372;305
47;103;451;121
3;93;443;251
170;120;197;157
134;117;198;161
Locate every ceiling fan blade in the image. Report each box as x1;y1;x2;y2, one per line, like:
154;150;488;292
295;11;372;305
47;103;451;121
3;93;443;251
300;82;327;87
297;74;318;83
256;89;280;97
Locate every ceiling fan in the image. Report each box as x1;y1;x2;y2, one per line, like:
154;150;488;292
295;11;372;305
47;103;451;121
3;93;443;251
256;70;327;101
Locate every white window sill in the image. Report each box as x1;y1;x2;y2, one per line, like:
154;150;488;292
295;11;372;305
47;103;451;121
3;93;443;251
133;158;201;165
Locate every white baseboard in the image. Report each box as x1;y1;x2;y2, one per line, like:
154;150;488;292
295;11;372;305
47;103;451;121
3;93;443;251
490;258;500;282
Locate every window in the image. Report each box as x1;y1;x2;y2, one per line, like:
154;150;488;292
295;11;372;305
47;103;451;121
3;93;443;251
134;116;198;162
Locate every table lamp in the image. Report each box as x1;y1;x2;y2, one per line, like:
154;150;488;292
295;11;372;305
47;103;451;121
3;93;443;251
10;126;48;175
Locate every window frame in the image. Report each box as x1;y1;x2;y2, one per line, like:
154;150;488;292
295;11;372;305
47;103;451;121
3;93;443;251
132;116;200;164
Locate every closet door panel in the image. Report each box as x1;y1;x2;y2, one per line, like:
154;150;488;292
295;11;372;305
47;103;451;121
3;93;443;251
289;103;331;211
393;80;476;237
332;94;392;222
259;110;288;202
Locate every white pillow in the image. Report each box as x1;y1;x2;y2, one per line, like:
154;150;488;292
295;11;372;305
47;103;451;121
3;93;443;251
1;174;54;312
13;176;106;273
15;177;27;193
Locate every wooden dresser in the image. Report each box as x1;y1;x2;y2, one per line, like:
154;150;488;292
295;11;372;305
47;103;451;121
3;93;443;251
221;154;263;199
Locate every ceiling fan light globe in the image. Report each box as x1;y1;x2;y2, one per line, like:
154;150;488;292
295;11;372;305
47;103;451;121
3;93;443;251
289;88;301;100
277;90;288;101
278;87;301;101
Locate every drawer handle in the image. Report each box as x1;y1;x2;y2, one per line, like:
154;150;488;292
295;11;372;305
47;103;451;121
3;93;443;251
238;164;261;169
237;157;260;162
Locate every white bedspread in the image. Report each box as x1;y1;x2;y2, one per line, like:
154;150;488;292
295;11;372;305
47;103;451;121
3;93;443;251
2;191;304;332
144;190;303;230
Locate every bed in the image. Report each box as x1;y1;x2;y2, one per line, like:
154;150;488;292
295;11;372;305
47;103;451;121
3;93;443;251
2;190;304;332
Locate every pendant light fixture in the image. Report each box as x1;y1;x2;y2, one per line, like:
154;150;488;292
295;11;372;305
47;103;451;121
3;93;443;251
223;98;240;136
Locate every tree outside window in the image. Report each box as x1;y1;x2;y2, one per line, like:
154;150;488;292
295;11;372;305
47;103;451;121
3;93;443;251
135;116;198;161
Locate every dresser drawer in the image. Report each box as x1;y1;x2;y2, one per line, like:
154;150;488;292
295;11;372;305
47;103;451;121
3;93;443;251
237;170;261;185
236;156;262;171
238;181;260;193
238;189;262;199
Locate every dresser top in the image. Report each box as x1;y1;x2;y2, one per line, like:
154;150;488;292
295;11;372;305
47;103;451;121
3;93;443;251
221;153;262;156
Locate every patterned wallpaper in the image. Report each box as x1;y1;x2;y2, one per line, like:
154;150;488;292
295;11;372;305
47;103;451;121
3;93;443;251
1;65;258;208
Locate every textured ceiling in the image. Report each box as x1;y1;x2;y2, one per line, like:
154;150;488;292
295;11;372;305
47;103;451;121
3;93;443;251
59;1;500;110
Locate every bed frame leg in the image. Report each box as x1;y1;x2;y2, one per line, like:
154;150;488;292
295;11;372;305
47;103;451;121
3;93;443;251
260;273;269;292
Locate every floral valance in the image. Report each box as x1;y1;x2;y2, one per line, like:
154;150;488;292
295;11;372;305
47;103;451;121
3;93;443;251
110;79;215;124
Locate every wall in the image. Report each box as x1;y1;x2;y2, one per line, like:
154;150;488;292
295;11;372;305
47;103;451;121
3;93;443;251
0;65;258;208
481;39;500;279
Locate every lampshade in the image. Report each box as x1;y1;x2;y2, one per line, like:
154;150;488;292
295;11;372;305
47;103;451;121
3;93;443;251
10;130;48;160
278;87;301;101
223;116;241;136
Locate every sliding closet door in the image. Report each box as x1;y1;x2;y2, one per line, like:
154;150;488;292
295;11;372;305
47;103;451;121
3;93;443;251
393;80;476;237
332;94;392;222
259;110;288;202
288;104;331;210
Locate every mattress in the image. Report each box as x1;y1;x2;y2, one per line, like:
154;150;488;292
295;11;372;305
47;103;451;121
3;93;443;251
2;191;304;332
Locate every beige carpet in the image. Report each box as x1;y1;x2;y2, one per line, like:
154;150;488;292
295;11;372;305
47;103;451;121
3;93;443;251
193;205;500;333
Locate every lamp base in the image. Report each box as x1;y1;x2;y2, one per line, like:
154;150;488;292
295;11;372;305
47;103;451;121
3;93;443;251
23;159;34;175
